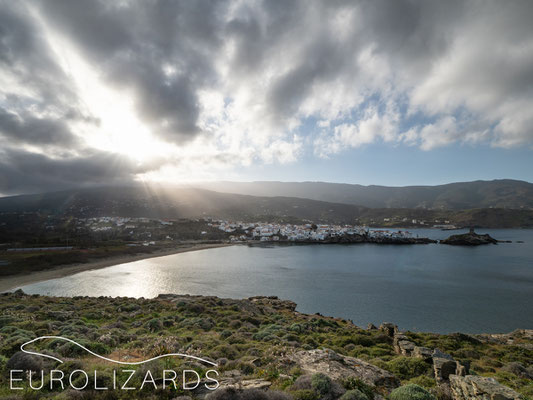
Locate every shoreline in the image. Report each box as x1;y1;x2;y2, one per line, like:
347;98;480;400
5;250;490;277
0;231;513;293
0;242;232;293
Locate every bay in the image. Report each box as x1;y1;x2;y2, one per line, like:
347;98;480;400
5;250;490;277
17;229;533;333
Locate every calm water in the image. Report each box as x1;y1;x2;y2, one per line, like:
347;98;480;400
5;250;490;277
17;229;533;333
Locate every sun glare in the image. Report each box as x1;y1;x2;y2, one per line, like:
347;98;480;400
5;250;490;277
39;15;172;163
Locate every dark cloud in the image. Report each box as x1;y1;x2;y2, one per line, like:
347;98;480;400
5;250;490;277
0;0;532;194
0;147;154;195
0;2;78;110
0;107;79;146
0;1;92;154
34;0;226;142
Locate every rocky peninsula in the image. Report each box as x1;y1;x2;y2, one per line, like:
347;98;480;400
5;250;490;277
0;291;531;400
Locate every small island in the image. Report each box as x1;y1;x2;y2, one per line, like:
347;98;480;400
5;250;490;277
441;229;498;246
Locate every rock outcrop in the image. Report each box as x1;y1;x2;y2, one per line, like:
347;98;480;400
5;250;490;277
476;329;533;349
382;322;474;397
379;322;398;337
393;333;416;356
441;229;498;246
449;375;522;400
412;346;433;362
286;349;400;393
432;349;467;383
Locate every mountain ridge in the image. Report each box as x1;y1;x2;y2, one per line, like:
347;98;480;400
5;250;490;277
194;179;533;210
1;184;532;228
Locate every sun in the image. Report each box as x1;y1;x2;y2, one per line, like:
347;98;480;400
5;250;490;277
91;96;171;162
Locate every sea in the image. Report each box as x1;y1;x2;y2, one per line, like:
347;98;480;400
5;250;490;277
16;228;533;333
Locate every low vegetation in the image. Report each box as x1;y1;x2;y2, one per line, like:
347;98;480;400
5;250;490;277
0;291;531;399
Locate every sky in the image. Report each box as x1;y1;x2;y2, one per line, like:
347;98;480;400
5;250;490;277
0;0;533;195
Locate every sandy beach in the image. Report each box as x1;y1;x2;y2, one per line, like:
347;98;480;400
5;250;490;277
0;242;232;293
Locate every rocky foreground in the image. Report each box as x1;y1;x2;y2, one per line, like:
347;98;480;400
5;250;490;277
0;291;531;400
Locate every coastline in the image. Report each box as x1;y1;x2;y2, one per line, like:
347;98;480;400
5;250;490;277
0;242;232;293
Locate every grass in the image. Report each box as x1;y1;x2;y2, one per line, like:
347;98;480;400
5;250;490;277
0;292;531;399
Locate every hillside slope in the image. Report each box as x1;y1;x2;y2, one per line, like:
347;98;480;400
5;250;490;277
196;179;533;210
1;186;532;227
0;186;367;224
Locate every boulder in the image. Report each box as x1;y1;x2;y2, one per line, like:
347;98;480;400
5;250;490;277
501;362;533;379
432;349;467;383
393;334;416;356
433;357;459;383
398;340;416;356
222;378;272;390
413;346;433;362
286;349;399;392
433;349;454;361
449;375;522;400
379;322;398;338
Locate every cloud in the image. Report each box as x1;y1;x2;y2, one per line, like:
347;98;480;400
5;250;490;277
0;147;157;194
0;0;532;193
314;106;399;157
0;106;80;146
32;0;224;142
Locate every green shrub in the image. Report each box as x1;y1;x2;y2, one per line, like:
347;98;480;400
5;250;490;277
390;384;436;400
240;362;255;375
180;317;215;331
345;343;357;352
386;356;431;380
229;320;242;329
1;329;35;353
342;377;374;400
220;330;232;338
146;318;163;332
253;324;283;341
118;303;140;312
311;373;332;396
291;390;319;400
289;323;304;333
406;375;436;388
344;335;375;347
0;315;15;328
6;352;43;372
56;340;109;358
283;333;300;343
0;354;8;371
213;344;239;359
340;389;369;400
368;347;392;357
57;360;84;375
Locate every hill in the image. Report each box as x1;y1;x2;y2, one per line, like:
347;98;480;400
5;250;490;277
0;186;366;224
195;179;533;210
0;186;532;228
